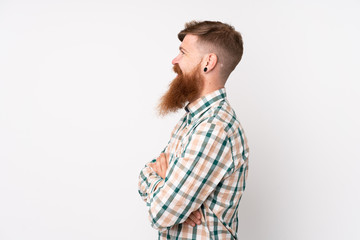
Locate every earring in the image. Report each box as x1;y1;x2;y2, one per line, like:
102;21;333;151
204;67;208;72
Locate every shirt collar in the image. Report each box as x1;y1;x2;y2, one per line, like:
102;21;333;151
184;87;227;123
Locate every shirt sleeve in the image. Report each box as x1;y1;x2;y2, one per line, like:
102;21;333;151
138;114;188;206
138;158;164;206
147;120;234;232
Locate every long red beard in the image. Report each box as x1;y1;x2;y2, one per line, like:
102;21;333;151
157;63;204;116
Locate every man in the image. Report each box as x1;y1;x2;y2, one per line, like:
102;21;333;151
138;20;249;239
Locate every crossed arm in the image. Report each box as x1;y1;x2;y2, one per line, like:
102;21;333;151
148;153;202;227
138;121;232;231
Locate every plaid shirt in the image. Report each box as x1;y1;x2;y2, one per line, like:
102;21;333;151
138;88;249;239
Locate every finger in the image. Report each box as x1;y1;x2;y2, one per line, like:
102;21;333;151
185;218;196;227
195;209;201;219
189;213;201;225
158;157;164;174
156;160;164;177
158;154;164;165
153;161;159;172
156;161;161;174
165;153;170;168
161;154;167;169
161;154;167;171
152;164;157;173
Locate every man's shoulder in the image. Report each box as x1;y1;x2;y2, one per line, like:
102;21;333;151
200;99;241;135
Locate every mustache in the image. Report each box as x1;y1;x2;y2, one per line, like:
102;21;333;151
173;63;182;75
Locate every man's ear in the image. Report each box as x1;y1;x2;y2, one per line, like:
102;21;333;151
203;53;218;73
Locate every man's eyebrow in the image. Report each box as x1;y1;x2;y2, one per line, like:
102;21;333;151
179;46;188;52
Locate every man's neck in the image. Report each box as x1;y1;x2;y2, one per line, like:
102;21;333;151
188;85;224;108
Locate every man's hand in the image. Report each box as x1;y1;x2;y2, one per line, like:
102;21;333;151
184;209;202;227
148;153;169;179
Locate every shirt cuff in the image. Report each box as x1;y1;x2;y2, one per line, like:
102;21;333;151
151;178;164;193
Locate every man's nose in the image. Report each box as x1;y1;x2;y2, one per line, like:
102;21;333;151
172;54;180;65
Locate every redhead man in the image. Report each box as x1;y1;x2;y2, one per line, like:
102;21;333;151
138;20;249;239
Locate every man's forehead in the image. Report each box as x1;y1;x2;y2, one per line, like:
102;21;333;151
180;34;199;50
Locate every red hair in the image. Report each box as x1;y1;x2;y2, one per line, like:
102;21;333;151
178;21;244;79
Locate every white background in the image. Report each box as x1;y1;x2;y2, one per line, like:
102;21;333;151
1;0;359;239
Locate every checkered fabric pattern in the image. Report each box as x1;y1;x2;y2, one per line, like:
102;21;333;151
138;88;249;239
